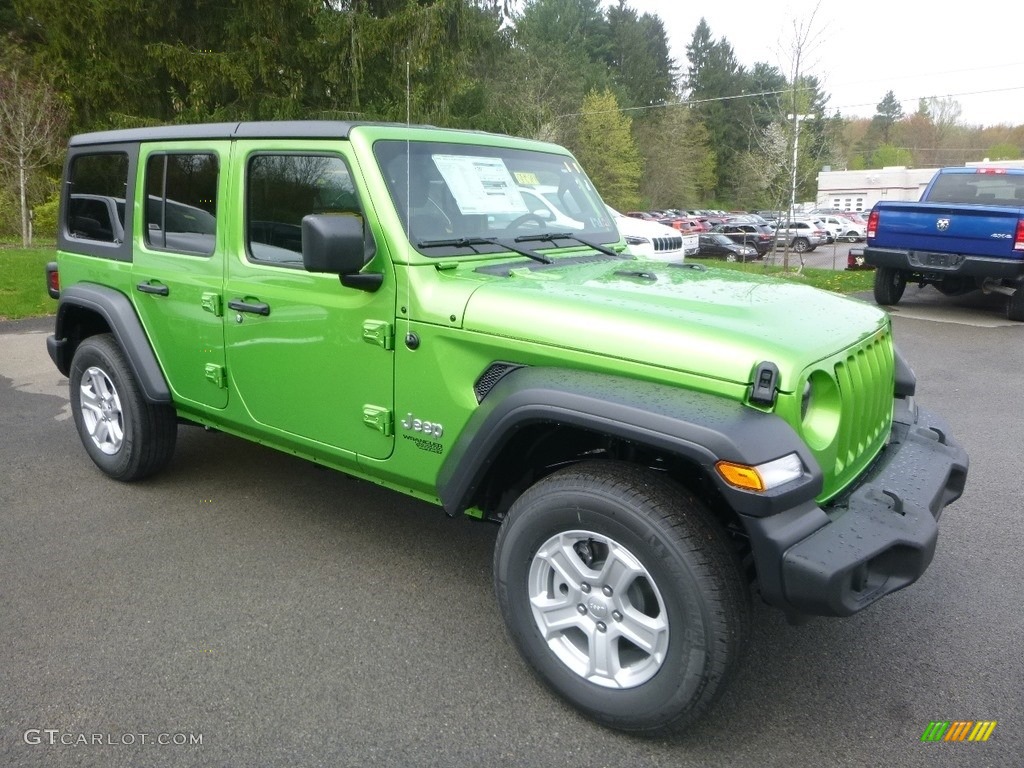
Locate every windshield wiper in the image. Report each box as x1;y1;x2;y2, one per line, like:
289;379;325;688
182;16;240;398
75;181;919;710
417;236;497;252
416;235;551;264
514;231;621;258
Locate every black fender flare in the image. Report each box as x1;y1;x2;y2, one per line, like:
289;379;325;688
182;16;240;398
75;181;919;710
437;367;822;518
47;283;171;404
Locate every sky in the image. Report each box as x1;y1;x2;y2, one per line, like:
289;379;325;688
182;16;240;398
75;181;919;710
621;0;1024;128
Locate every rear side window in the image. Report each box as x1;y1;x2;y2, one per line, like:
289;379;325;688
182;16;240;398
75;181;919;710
245;154;360;266
65;153;129;244
144;153;218;256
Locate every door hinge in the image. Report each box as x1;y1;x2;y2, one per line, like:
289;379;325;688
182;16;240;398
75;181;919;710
201;292;222;317
204;363;226;389
362;405;393;436
362;320;394;350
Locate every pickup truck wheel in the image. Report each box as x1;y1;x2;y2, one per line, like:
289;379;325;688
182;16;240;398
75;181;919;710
1008;285;1024;321
493;461;749;733
69;333;177;480
873;266;907;305
792;238;810;253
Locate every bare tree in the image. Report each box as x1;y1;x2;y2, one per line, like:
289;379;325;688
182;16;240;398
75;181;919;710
0;63;69;246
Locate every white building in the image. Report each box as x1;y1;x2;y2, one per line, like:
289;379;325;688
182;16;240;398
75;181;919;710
816;159;1024;212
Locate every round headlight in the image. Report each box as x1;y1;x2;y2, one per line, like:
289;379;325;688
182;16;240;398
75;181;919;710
801;370;841;450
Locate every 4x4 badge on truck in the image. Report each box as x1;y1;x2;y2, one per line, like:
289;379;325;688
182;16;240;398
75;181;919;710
936;218;951;231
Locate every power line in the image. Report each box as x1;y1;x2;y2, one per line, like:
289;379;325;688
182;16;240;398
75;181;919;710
557;82;1024;123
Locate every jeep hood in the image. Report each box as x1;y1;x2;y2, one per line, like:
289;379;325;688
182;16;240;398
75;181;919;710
460;259;887;389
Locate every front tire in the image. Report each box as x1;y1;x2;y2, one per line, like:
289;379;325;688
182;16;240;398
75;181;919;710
69;334;177;480
494;461;749;733
873;266;907;306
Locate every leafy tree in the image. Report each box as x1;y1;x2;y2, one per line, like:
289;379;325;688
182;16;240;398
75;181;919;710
569;88;642;211
986;142;1021;161
0;49;68;245
633;106;714;207
871;144;912;167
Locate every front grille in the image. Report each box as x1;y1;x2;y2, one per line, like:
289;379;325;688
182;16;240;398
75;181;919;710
653;236;683;252
831;331;894;490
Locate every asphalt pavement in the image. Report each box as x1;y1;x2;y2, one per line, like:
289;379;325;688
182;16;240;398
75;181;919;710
1;301;1022;768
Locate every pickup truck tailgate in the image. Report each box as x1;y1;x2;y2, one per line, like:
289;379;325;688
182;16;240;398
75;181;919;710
869;202;1024;259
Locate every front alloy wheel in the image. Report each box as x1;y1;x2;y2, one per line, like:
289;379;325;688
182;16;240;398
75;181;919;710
494;461;749;733
528;529;669;689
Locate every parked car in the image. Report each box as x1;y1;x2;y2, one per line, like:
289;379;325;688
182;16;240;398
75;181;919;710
802;216;839;243
609;206;696;260
772;220;826;252
712;222;775;256
818;214;866;243
695;232;759;261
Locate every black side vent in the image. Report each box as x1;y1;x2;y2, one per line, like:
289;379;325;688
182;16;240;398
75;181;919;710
474;362;524;403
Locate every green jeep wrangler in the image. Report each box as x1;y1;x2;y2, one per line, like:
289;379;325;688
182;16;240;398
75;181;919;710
46;121;968;732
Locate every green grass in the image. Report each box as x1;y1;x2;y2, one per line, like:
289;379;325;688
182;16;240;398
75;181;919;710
0;246;58;320
688;258;876;294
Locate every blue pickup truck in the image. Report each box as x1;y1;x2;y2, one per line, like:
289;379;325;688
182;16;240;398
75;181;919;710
864;166;1024;320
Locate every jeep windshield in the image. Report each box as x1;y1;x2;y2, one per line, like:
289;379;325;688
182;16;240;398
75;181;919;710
373;139;619;257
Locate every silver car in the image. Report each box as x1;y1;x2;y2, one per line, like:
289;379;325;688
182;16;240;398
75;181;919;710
773;219;826;252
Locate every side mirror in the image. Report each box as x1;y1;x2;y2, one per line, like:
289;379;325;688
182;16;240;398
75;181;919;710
302;214;381;291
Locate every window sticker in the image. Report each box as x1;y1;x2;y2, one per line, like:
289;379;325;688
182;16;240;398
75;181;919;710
431;154;529;215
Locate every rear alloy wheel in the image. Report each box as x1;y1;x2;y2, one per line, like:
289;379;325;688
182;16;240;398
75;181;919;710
844;231;860;243
873;266;908;306
69;333;177;480
792;237;810;253
494;461;749;733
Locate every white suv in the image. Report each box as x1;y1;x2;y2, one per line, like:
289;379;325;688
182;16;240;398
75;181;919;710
608;207;696;261
818;214;866;243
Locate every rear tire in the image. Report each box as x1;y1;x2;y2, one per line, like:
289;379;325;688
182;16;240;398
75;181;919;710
873;266;907;306
494;461;749;733
1008;284;1024;322
792;238;810;253
69;334;177;480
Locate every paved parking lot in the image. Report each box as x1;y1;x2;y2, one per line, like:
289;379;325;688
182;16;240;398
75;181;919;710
1;304;1022;767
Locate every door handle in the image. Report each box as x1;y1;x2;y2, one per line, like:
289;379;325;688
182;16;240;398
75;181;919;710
228;299;271;316
136;281;169;296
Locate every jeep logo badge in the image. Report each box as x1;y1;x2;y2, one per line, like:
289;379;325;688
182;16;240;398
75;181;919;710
936;218;950;231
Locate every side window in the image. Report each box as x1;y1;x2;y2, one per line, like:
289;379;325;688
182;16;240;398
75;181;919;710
144;153;218;256
66;153;129;243
246;154;359;266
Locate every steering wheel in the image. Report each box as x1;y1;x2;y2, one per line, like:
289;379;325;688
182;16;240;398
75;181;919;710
505;213;548;231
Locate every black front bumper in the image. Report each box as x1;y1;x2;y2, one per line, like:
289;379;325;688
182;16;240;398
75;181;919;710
741;397;968;617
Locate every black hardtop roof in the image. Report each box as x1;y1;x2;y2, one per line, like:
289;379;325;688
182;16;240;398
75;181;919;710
68;120;426;147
